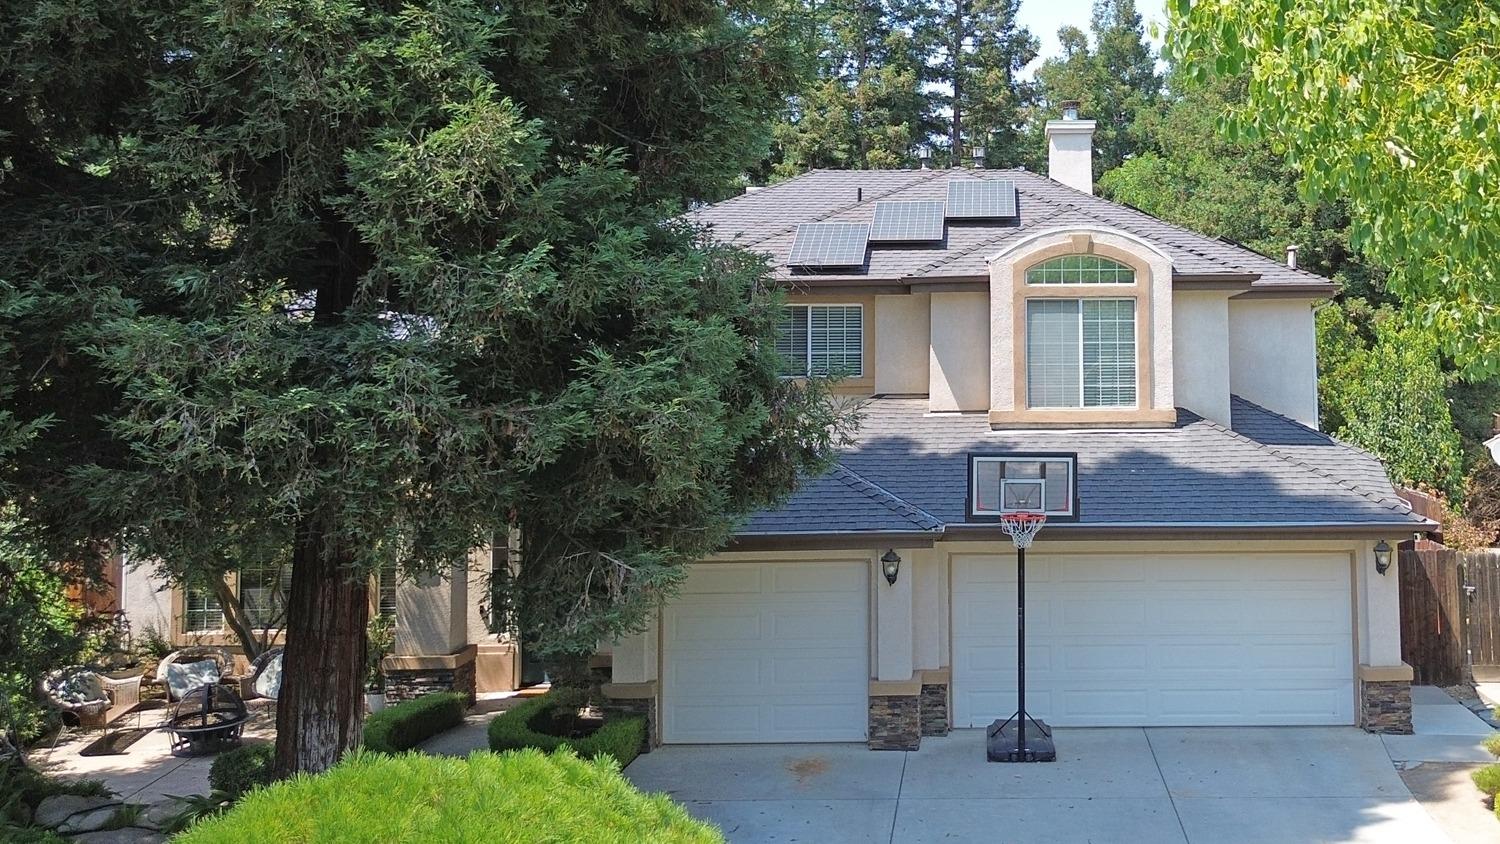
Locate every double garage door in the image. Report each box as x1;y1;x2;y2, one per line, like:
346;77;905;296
662;553;1354;744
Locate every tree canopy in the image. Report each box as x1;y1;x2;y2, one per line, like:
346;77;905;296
1168;0;1500;377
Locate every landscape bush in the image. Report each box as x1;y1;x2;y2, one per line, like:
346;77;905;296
361;692;466;754
487;694;645;768
175;749;721;843
209;744;277;800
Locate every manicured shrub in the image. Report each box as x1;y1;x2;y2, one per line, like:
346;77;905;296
1473;763;1500;797
209;743;277;800
1483;732;1500;759
361;692;466;753
175;749;721;843
487;694;646;768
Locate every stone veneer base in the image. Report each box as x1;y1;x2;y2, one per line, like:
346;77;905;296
869;694;921;750
1358;678;1413;734
384;656;477;706
919;683;949;737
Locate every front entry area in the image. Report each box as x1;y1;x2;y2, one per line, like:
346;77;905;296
661;561;870;743
952;552;1355;727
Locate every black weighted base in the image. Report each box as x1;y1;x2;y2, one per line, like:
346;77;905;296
985;718;1057;763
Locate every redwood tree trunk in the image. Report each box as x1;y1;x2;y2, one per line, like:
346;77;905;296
274;527;369;776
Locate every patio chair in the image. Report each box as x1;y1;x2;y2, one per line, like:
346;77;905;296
247;648;283;701
41;667;143;730
155;647;234;702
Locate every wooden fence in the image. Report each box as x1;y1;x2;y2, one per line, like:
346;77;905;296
1399;548;1500;684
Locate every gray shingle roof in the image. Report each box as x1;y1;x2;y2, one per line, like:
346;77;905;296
695;169;1333;293
738;396;1428;537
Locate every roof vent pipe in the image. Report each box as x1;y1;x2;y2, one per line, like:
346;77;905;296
1285;244;1299;269
856;187;863;202
971;146;987;169
917;145;931;170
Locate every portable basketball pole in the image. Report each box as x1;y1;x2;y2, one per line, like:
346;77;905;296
986;512;1056;763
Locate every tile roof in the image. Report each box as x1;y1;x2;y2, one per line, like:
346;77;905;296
695;169;1333;293
738;396;1429;537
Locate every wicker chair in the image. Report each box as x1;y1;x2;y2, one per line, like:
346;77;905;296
41;667;143;729
155;647;234;701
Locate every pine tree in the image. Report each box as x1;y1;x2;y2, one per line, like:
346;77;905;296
1030;0;1160;177
933;0;1038;166
2;0;847;775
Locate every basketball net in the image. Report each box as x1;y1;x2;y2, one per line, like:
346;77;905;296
999;511;1046;550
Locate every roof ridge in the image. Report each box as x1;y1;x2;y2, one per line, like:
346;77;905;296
1190;405;1416;517
1228;395;1404;506
832;464;944;531
1009;171;1333;283
740;169;950;249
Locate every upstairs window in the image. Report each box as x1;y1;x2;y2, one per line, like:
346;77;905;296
1026;255;1135;285
776;304;863;378
1026;299;1136;408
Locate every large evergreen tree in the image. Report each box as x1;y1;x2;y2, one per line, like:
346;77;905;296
933;0;1038;166
2;0;847;776
1030;0;1160;176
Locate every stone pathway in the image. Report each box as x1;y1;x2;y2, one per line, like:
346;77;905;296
416;692;525;757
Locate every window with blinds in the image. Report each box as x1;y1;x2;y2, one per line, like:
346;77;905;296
239;561;292;629
1025;255;1135;285
183;583;223;633
776;305;863;378
377;561;399;619
1026;298;1136;408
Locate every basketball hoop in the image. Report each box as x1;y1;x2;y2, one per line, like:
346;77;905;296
999;511;1046;550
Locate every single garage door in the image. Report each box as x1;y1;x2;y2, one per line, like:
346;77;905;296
953;552;1354;727
663;562;869;743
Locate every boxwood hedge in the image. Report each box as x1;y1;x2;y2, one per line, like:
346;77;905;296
362;692;466;753
487;695;645;768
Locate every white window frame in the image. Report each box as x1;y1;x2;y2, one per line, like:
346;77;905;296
969;454;1078;520
1025;297;1137;410
778;303;864;379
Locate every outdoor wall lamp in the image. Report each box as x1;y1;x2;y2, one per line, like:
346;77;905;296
880;549;902;586
1374;540;1392;576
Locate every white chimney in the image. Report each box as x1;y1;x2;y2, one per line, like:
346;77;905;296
1045;100;1096;194
1285;244;1299;268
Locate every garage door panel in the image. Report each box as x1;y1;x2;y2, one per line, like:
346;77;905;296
664;561;869;744
953;553;1354;727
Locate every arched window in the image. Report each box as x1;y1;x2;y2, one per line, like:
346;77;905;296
1025;255;1135;285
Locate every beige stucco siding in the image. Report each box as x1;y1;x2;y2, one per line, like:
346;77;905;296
874;293;931;395
1229;298;1320;428
1172;290;1233;425
929;292;990;411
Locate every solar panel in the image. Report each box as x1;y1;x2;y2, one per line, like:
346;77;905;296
787;222;870;268
869;201;946;242
946;179;1017;219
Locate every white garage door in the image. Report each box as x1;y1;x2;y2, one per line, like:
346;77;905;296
953;553;1354;727
663;562;869;743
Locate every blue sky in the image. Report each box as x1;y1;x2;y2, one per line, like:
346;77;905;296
1016;0;1167;77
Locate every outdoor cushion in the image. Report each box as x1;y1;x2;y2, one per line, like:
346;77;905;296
252;651;282;700
53;670;107;705
166;659;221;700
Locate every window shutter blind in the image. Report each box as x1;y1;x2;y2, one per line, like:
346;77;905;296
1026;299;1081;407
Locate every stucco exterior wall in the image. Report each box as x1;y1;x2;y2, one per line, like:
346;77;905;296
395;562;469;657
1172;290;1233;425
875;293;931;396
929;292;990;412
119;556;173;644
1229;298;1320;428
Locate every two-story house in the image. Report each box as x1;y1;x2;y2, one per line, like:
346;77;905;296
599;109;1432;751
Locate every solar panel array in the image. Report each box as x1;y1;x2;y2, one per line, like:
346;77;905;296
946;180;1017;220
869;201;946;243
787;222;871;268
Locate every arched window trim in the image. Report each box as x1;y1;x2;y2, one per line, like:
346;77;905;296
1025;254;1136;285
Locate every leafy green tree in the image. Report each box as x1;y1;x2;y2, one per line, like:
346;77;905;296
771;0;937;175
931;0;1038;166
1168;0;1500;377
1030;0;1161;176
1317;303;1464;500
2;0;847;776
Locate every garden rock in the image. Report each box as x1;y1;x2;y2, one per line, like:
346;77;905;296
56;804;126;835
34;794;119;829
70;829;168;844
138;796;193;831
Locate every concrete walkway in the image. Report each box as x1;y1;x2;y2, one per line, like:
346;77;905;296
627;727;1452;844
1391;686;1499;844
28;699;277;804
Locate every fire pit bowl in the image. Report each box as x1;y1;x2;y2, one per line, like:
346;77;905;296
162;683;248;756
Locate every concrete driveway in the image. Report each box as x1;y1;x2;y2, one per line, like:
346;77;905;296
626;728;1452;844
